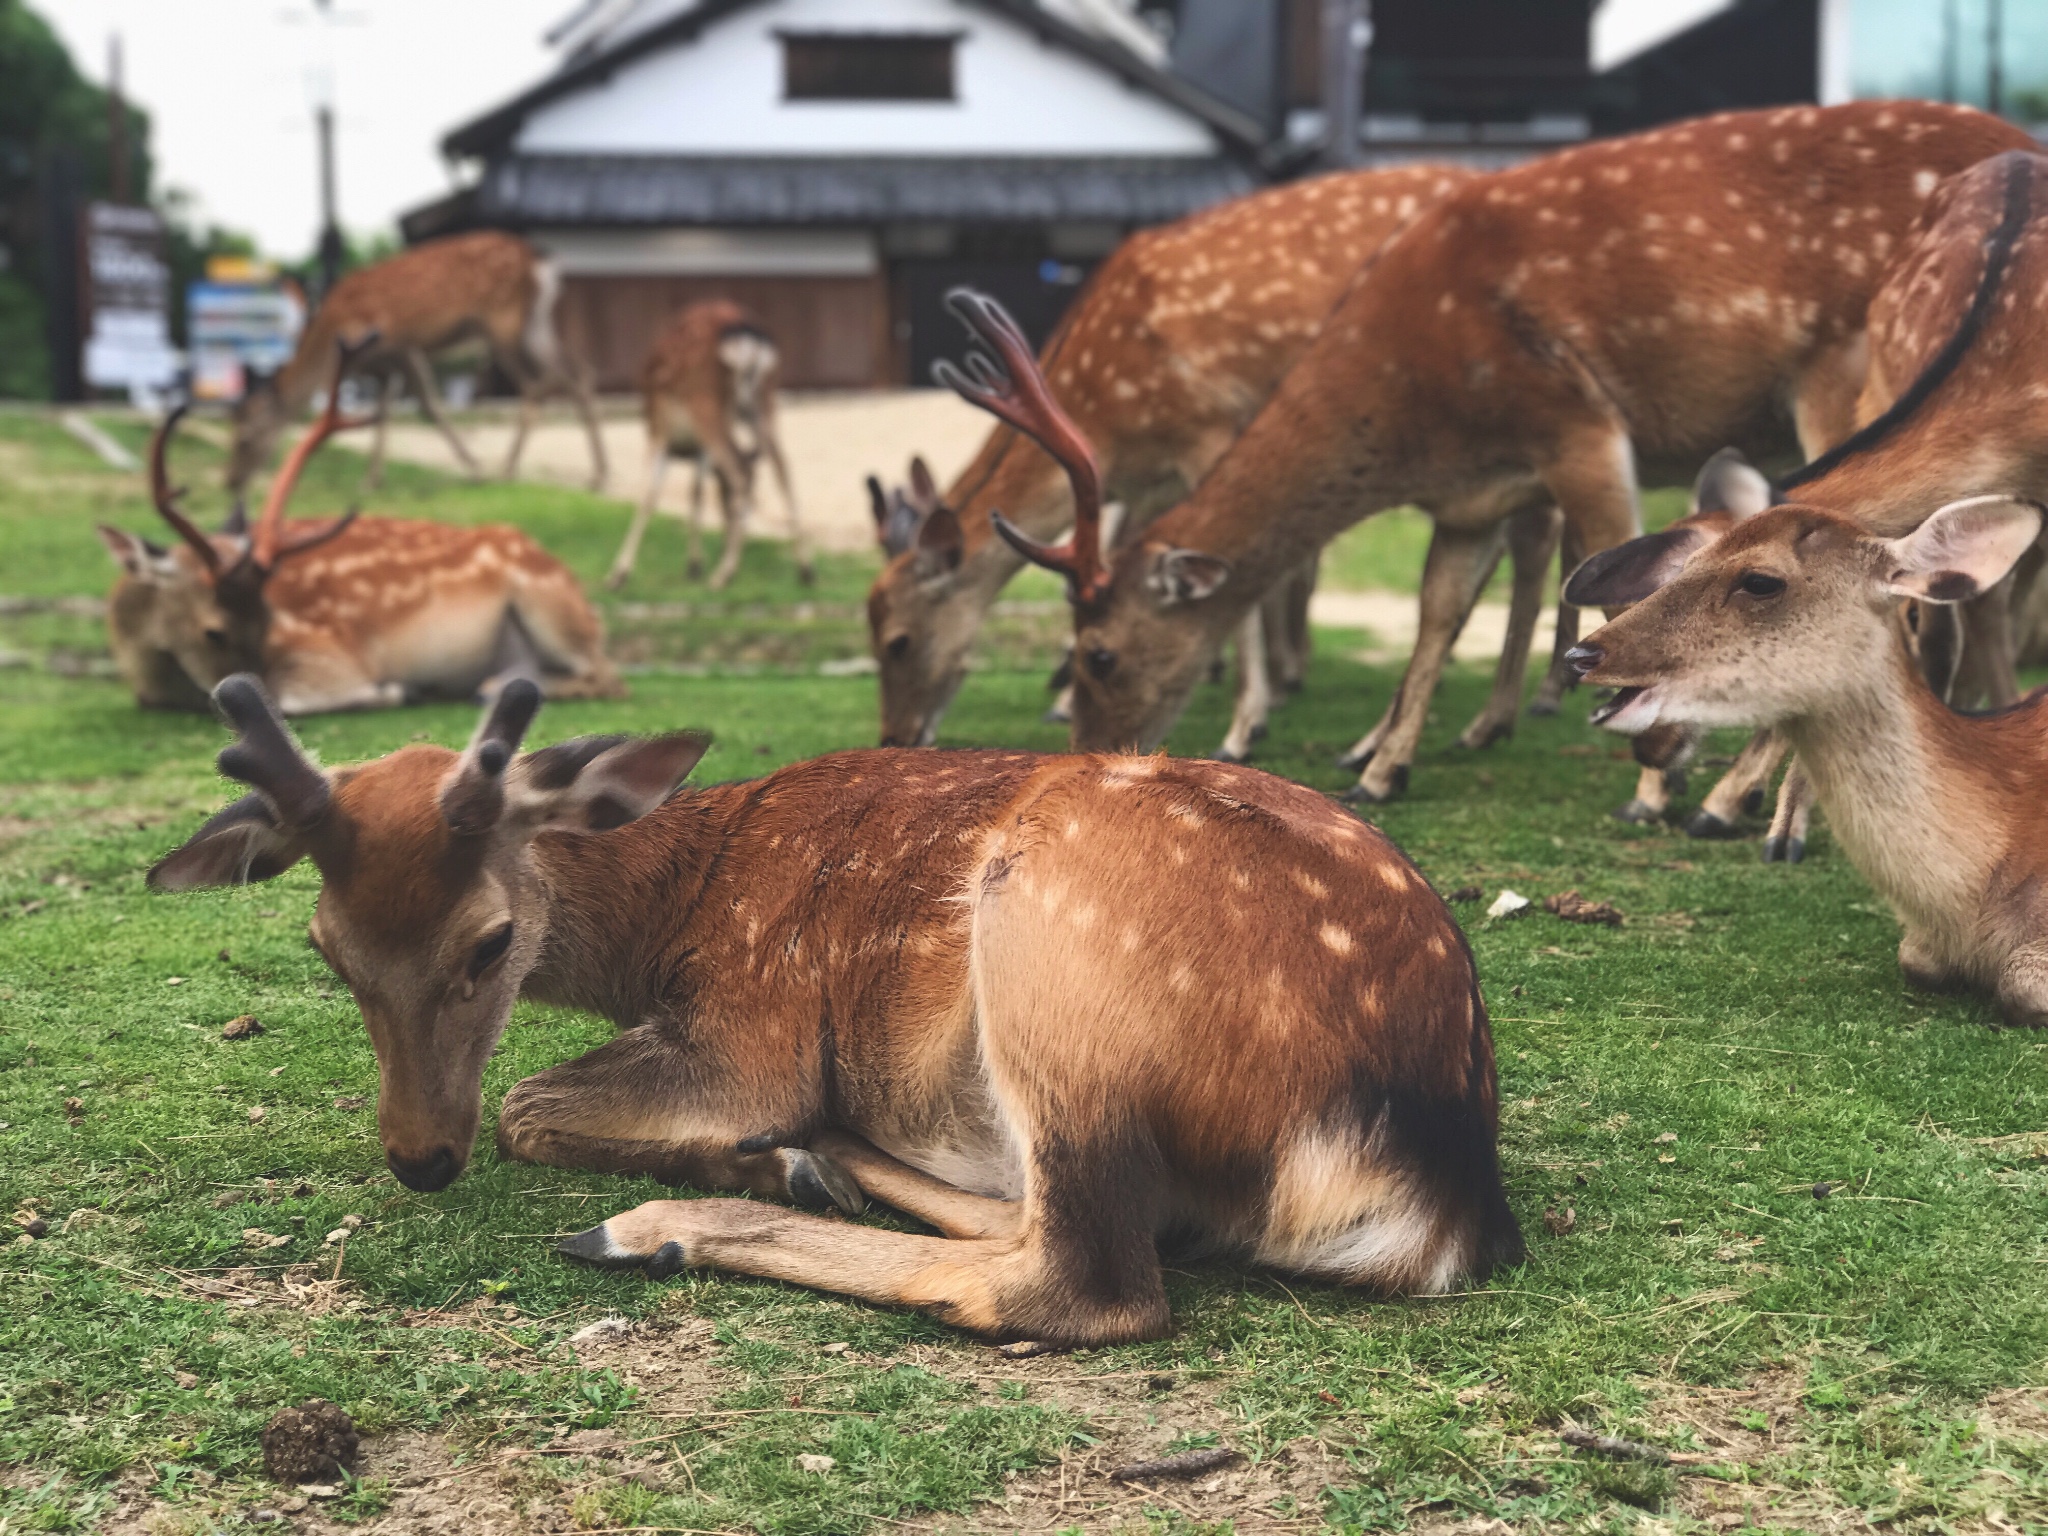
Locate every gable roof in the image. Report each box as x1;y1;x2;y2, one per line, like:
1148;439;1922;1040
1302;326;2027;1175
442;0;1263;160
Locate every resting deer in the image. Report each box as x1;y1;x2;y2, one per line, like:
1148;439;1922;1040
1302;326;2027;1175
103;349;621;715
229;230;607;496
969;102;2029;804
1568;496;2047;1027
868;164;1578;760
148;674;1522;1342
1568;151;2048;861
605;300;805;592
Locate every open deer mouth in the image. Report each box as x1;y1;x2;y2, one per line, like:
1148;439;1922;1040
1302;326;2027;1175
1588;686;1649;728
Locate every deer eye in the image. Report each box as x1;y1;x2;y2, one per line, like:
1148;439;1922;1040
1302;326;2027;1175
1084;647;1117;680
204;627;229;647
885;634;911;660
1735;571;1786;599
468;923;514;980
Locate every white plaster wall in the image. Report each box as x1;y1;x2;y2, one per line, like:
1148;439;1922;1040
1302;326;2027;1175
516;0;1218;156
536;227;880;275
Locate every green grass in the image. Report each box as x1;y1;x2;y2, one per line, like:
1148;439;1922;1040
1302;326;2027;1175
2;414;2046;1534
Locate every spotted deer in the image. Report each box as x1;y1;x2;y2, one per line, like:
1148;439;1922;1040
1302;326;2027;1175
104;360;621;715
605;300;805;591
1568;496;2047;1025
866;164;1583;761
148;674;1522;1343
975;102;2030;803
1567;151;2048;861
229;230;607;495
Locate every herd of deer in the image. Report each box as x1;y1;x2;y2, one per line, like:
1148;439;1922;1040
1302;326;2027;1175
119;100;2048;1344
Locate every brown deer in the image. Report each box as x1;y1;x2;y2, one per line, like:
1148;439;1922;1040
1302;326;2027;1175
1567;151;2048;860
1566;497;2046;1026
604;300;806;592
147;672;1522;1343
969;102;2030;804
866;164;1584;760
228;231;607;496
104;353;622;714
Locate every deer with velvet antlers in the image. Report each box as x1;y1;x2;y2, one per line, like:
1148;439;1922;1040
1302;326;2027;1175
962;102;2030;809
103;340;621;714
868;165;1572;762
604;299;806;592
148;673;1521;1342
228;230;607;495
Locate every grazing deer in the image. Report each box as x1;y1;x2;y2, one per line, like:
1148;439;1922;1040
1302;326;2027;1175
605;300;805;592
868;164;1582;760
969;102;2030;803
149;675;1522;1342
228;231;607;496
1567;497;2047;1026
103;356;621;714
1568;151;2048;860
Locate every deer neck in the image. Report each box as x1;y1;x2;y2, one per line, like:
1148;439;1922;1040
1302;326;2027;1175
522;804;723;1027
1779;647;2002;964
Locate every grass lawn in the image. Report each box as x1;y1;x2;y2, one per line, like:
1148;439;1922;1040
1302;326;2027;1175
1;412;2044;1535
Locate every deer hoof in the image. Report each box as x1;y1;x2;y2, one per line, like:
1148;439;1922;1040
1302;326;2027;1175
1212;745;1249;764
785;1148;865;1216
797;564;817;588
1762;836;1806;865
1335;744;1375;772
1527;697;1562;718
1741;786;1766;817
1612;799;1662;825
1343;764;1408;804
1685;810;1742;840
604;569;629;592
558;1223;642;1269
685;561;705;582
1458;718;1512;750
1042;704;1072;725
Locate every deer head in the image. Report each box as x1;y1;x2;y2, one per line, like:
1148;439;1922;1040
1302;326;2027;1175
865;456;969;746
149;675;710;1190
1566;496;2044;736
227;365;291;493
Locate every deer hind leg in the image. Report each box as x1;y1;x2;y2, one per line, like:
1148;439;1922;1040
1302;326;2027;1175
808;1130;1023;1241
1459;500;1561;750
1215;603;1274;762
1531;522;1583;716
503;376;539;481
761;426;812;586
1347;521;1507;803
1762;758;1814;865
406;349;480;478
1687;729;1788;840
365;371;399;489
1954;574;2020;710
1995;941;2048;1030
705;444;753;591
606;432;670;591
1274;555;1316;694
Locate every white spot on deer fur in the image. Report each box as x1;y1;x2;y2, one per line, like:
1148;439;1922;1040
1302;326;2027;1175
1293;870;1330;900
1318;923;1355;956
1913;169;1939;197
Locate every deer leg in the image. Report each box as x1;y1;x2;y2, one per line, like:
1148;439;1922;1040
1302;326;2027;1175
1216;604;1274;763
1995;942;2048;1030
761;426;811;587
1955;574;2020;710
503;378;539;481
564;360;609;493
1761;758;1813;865
1915;602;1965;702
1687;729;1788;840
406;349;480;478
1347;522;1506;803
684;453;710;581
606;432;670;591
705;443;753;591
1459;501;1561;750
267;649;407;716
1278;555;1316;693
1531;523;1583;716
365;372;398;490
808;1130;1023;1241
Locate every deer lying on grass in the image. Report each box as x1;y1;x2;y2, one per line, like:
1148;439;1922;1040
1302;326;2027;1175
1568;151;2048;860
973;102;2029;805
149;675;1522;1342
868;164;1586;760
605;300;806;592
104;353;621;714
229;231;607;496
1568;496;2047;1026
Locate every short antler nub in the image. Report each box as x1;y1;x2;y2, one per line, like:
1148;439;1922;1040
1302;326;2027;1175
932;289;1109;604
212;674;331;830
441;679;544;835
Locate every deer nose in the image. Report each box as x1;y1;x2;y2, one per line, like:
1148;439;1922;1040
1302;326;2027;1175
387;1147;462;1192
1564;643;1605;679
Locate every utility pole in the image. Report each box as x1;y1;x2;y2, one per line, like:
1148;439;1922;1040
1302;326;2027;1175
1986;0;2004;117
1940;0;1957;104
309;0;346;301
1321;0;1370;169
106;33;129;204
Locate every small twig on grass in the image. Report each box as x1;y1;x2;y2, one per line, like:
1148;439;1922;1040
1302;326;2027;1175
1109;1446;1241;1483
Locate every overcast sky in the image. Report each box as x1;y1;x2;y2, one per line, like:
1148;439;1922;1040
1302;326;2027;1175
34;0;1723;260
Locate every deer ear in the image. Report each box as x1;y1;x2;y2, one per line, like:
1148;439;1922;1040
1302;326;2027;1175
909;456;938;509
1880;496;2043;603
98;524;175;578
1691;448;1775;516
505;732;711;834
913;503;963;577
148;793;312;890
1147;547;1230;605
1563;525;1716;607
866;475;891;537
